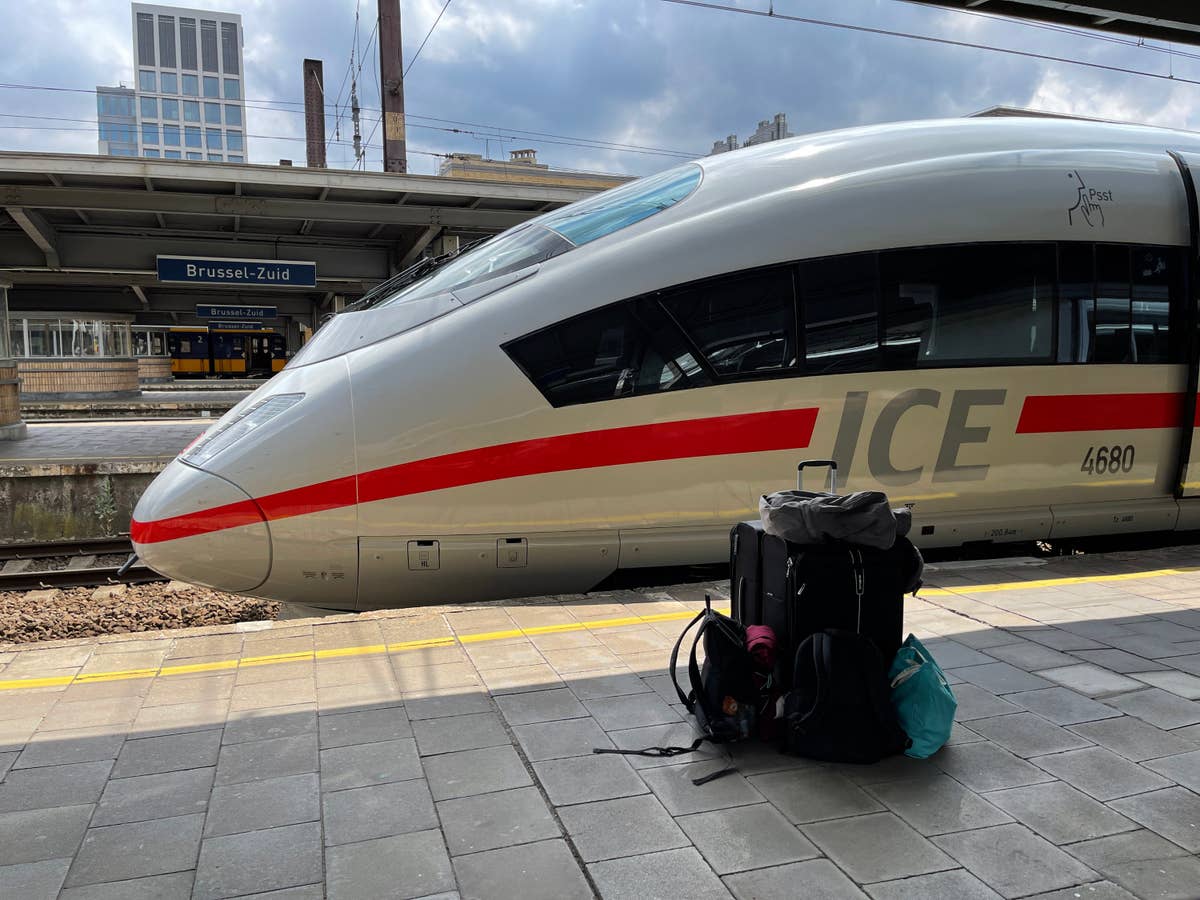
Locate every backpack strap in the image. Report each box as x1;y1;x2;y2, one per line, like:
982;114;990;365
685;609;709;713
670;604;709;711
794;632;832;732
593;734;715;758
593;597;729;761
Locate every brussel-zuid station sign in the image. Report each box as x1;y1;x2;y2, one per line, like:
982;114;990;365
157;255;317;288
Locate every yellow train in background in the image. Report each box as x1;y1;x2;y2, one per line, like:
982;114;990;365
167;327;288;378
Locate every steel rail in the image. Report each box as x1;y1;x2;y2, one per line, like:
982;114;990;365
0;563;163;593
0;537;133;562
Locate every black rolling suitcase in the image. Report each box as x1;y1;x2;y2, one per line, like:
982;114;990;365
729;521;764;625
732;460;909;689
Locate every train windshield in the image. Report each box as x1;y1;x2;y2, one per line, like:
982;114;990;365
374;163;701;309
285;163;702;368
376;226;571;307
540;163;701;245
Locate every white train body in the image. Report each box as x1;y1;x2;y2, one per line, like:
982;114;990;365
132;118;1200;610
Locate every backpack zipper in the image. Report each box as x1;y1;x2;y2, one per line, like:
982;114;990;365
850;549;865;633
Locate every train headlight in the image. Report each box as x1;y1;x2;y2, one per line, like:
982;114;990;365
182;393;304;467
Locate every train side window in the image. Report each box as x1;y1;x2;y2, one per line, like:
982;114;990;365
800;253;879;375
1132;246;1176;363
1057;243;1094;363
1095;244;1132;363
880;244;1054;367
504;302;708;407
657;268;797;378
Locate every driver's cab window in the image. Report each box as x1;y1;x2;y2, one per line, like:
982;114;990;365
503;299;709;407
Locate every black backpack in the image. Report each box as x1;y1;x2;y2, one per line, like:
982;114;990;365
594;595;757;783
782;629;909;764
672;596;758;745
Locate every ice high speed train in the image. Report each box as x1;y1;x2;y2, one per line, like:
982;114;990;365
132;117;1200;611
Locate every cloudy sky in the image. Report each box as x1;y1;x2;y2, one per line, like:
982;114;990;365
2;0;1200;177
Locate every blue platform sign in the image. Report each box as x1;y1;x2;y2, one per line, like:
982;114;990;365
196;305;277;321
158;255;316;288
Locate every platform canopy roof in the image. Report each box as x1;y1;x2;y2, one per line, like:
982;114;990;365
906;1;1200;45
0;152;598;326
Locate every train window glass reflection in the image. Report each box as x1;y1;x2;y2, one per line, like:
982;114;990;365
659;268;797;378
800;254;879;375
630;296;712;391
1095;244;1132;363
1131;246;1175;363
880;244;1054;367
505;303;706;407
1057;243;1094;363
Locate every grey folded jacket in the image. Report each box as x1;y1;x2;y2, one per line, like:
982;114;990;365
758;490;911;549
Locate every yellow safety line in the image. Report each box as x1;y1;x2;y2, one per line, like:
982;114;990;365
920;565;1200;596
2;561;1196;692
0;608;715;692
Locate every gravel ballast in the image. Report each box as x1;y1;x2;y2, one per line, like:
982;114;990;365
0;582;279;645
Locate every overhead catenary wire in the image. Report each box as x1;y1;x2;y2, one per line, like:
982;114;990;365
886;0;1200;65
361;0;454;169
0;82;696;160
0;117;640;178
405;0;453;78
657;0;1200;89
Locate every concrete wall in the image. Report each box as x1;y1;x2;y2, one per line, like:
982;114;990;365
1;469;156;540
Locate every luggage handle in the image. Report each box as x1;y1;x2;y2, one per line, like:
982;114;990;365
797;459;837;493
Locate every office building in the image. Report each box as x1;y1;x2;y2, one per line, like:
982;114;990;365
96;86;138;157
98;4;248;162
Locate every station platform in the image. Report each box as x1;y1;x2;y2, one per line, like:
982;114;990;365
0;421;209;476
22;391;249;422
2;547;1199;899
153;380;269;391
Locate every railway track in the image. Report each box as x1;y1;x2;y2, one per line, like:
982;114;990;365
0;537;165;592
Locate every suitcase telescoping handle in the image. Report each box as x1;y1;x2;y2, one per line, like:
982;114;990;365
797;459;837;493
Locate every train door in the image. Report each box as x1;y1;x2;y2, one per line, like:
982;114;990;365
1169;151;1200;509
249;334;272;374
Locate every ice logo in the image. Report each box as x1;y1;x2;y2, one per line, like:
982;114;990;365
1067;170;1111;227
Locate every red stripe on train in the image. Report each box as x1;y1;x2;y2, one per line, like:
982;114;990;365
1016;392;1200;434
131;407;819;545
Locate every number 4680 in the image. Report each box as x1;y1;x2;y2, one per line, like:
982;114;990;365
1081;445;1135;475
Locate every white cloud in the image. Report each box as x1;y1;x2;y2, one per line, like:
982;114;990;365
1027;66;1200;131
3;0;1200;174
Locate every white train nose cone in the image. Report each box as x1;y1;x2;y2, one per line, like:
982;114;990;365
131;459;271;593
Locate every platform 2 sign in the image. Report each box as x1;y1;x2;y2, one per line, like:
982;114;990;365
157;255;317;288
196;305;277;322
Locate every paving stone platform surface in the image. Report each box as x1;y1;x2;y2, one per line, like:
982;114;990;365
2;545;1200;898
0;421;209;472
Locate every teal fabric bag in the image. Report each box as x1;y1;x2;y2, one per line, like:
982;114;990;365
887;634;956;759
